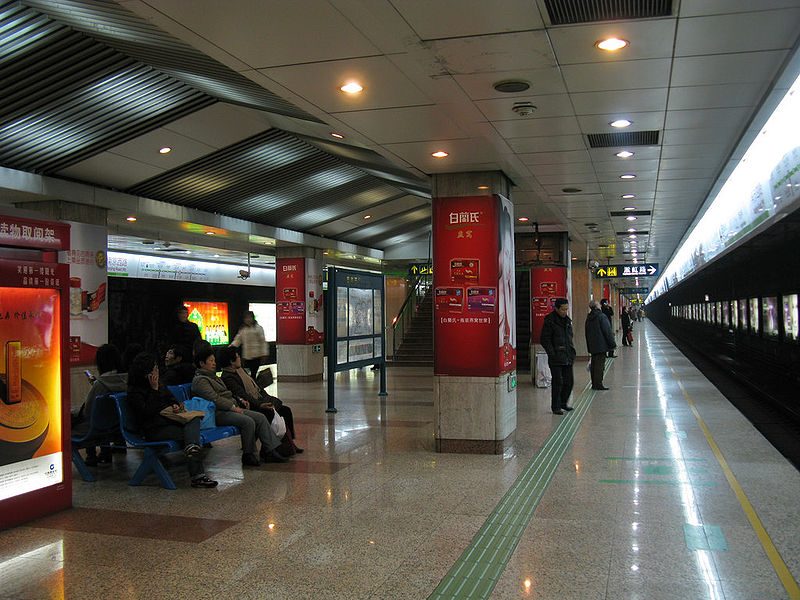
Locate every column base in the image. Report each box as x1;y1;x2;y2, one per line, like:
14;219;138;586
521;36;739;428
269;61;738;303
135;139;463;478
279;373;323;382
435;430;515;455
277;344;323;380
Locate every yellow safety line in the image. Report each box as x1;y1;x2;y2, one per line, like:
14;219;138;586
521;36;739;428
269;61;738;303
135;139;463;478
667;364;800;599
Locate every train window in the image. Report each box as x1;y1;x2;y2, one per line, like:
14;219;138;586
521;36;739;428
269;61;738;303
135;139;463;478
722;301;730;328
731;300;739;329
749;298;760;334
784;294;799;341
715;301;722;326
738;300;747;331
762;297;778;338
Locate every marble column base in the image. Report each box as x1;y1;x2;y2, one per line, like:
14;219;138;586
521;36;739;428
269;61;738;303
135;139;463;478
277;344;323;381
436;430;515;454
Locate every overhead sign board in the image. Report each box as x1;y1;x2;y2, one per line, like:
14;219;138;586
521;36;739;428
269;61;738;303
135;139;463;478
408;263;433;276
618;287;650;295
595;263;658;278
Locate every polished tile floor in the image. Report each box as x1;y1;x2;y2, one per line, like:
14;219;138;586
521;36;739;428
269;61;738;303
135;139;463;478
1;321;799;599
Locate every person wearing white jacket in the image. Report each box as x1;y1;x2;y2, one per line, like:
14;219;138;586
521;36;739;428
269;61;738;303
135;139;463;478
232;310;267;377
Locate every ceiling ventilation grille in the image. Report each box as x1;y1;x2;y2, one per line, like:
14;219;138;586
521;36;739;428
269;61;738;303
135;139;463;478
610;210;651;217
587;131;660;148
544;0;672;25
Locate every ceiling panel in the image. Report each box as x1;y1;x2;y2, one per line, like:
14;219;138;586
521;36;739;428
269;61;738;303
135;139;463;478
667;83;765;111
394;0;545;39
426;30;555;74
561;59;672;93
547;19;677;64
452;66;567;100
332;106;469;144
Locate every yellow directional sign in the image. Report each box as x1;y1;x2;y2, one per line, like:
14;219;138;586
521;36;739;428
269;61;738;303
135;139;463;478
595;266;617;278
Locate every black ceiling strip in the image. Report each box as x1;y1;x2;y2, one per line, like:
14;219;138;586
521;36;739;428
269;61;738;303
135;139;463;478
610;210;651;216
336;206;431;242
360;217;432;248
309;192;413;230
544;0;671;25
587;131;660;148
616;231;649;236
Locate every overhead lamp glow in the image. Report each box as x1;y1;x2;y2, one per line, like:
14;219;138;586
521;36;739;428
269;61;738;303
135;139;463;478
431;150;449;158
518;217;529;222
616;150;634;158
126;216;137;222
629;234;637;239
626;216;637;221
623;206;636;211
340;82;363;94
622;194;636;199
330;132;344;139
620;174;636;179
477;185;489;190
205;231;215;235
610;119;632;128
363;214;372;220
159;146;172;154
597;38;628;51
627;228;636;232
213;254;220;258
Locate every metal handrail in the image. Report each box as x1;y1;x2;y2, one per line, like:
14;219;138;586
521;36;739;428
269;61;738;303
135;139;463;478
391;273;432;356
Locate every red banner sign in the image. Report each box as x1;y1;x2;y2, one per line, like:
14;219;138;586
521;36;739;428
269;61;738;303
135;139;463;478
433;195;516;377
276;258;306;344
530;267;568;345
0;215;69;251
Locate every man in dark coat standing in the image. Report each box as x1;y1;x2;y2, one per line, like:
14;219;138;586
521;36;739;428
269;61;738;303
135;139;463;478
171;305;201;354
600;298;616;357
621;306;632;347
540;298;577;415
585;300;616;390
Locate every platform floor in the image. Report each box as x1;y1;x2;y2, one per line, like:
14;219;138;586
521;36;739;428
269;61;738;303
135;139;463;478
1;321;799;599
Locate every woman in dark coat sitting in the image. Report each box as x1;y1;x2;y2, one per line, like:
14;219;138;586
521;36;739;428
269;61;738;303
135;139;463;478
127;352;217;488
218;346;303;455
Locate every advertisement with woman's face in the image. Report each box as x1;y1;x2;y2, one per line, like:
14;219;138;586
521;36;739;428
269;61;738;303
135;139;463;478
497;197;516;373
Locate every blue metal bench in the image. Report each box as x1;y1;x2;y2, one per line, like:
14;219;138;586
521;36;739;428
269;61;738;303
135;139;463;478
70;394;121;482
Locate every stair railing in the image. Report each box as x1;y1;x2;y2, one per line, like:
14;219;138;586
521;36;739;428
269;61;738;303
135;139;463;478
391;273;432;356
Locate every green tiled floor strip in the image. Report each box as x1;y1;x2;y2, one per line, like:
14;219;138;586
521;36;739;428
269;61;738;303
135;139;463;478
428;362;608;599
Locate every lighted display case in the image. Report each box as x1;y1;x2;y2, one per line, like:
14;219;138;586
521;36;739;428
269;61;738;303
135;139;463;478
184;301;229;345
749;298;760;335
784;294;799;341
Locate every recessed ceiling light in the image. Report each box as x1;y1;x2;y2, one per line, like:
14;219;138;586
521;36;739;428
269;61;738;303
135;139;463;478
205;231;215;235
213;254;220;258
126;216;137;222
610;119;632;128
323;251;329;255
620;174;636;179
629;234;637;239
340;82;363;94
477;185;489;190
185;250;191;254
616;150;634;158
518;217;529;222
626;216;637;221
330;132;344;139
624;206;636;210
363;214;372;220
432;150;449;158
159;146;172;154
622;194;636;199
264;241;273;245
627;228;637;232
596;38;628;51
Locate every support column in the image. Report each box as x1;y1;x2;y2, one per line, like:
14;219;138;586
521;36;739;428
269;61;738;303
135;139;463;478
431;172;517;454
275;247;324;382
571;258;591;360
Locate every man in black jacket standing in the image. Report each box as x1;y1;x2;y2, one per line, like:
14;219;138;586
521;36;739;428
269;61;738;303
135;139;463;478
585;301;616;390
540;298;577;415
600;298;616;357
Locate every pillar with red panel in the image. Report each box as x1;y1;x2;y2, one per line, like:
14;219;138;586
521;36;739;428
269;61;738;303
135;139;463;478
0;209;71;530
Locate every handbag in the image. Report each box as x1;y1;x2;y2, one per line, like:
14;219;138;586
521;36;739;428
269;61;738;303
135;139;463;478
270;410;287;438
159;403;205;425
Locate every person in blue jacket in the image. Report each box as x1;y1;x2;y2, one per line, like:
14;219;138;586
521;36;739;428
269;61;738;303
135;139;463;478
585;300;616;390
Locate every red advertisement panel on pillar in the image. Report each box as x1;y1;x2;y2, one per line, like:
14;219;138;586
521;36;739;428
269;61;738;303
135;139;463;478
530;267;568;344
276;258;306;344
603;284;610;300
433;195;516;376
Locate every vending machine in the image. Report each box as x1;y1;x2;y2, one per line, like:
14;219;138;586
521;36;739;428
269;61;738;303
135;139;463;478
0;210;71;530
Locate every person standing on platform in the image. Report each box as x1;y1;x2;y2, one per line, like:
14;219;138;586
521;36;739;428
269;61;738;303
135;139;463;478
585;301;615;390
600;298;616;357
540;298;576;415
232;310;268;378
621;306;632;347
171;305;201;354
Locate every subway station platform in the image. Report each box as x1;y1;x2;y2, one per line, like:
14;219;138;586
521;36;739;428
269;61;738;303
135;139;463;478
1;321;798;599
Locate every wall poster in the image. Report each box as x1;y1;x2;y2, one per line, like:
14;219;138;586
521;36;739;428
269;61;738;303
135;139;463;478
432;195;516;377
276;258;305;344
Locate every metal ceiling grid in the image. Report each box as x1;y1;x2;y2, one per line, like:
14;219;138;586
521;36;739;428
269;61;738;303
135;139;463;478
22;0;321;122
0;1;214;173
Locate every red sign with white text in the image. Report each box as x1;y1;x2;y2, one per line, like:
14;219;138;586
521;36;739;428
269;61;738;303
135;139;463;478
433;195;516;376
276;258;306;344
0;215;69;251
530;267;568;345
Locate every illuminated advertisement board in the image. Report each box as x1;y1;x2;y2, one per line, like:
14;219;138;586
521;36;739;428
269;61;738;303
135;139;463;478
432;195;516;377
183;301;229;345
530;267;568;345
0;287;63;500
249;303;277;342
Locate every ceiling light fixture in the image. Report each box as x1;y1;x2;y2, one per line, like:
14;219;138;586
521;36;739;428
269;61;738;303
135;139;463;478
126;216;137;222
629;234;637;239
518;217;529;222
477;185;489;190
622;194;636;199
616;150;634;158
624;206;636;211
596;38;628;51
610;119;632;128
432;150;449;158
205;231;215;235
627;228;637;232
626;216;637;221
340;82;363;94
363;214;372;220
620;174;636;179
330;132;344;139
159;146;172;154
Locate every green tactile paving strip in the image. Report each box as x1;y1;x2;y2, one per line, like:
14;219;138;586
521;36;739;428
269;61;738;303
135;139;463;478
428;379;605;599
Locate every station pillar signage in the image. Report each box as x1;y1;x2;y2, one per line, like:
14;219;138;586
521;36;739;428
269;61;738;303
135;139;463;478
432;195;516;376
276;257;323;345
530;267;568;344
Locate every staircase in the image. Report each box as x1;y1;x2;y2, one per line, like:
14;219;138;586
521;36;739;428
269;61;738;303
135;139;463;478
390;293;433;367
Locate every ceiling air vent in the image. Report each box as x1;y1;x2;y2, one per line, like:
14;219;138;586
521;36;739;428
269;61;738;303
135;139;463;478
610;210;650;217
544;0;671;25
616;231;649;236
587;131;660;148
